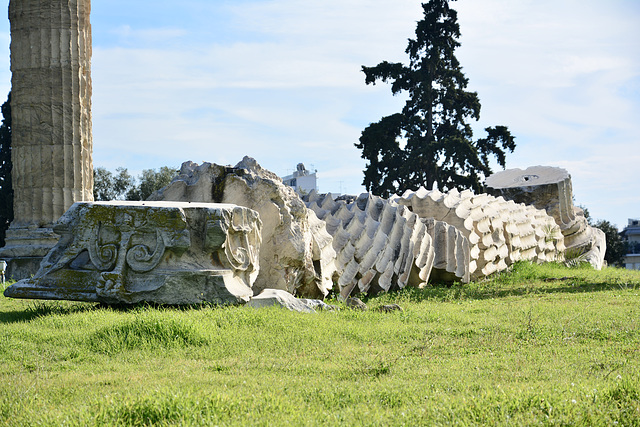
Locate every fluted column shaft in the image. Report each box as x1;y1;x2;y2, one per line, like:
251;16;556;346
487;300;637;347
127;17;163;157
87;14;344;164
9;0;93;228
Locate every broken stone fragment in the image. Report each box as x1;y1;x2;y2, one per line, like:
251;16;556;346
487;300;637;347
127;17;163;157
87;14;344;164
345;297;368;311
247;289;334;313
150;157;336;299
376;304;403;313
397;186;565;279
486;166;605;270
306;192;435;297
4;201;262;305
485;166;576;227
420;217;470;283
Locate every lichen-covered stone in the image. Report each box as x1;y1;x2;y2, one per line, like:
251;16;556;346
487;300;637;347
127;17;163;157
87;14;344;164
150;157;336;298
4;201;261;305
1;0;94;280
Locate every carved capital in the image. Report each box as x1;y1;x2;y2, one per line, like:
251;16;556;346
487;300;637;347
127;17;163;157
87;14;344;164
4;201;262;305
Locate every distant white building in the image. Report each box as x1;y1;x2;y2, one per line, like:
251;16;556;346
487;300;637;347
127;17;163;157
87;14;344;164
282;163;317;195
621;218;640;270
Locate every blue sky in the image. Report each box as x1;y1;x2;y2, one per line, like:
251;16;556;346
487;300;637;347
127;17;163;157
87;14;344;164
0;0;638;229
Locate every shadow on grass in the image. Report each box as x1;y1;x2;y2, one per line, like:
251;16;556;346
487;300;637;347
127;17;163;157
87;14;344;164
2;262;638;318
378;281;636;305
0;299;226;324
0;300;98;324
363;263;640;304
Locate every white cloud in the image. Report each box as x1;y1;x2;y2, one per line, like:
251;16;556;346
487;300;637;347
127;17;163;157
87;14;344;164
451;0;640;227
90;0;429;196
1;0;638;227
109;25;188;43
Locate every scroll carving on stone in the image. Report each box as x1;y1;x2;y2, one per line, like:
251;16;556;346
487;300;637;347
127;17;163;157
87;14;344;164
4;201;262;305
206;206;261;286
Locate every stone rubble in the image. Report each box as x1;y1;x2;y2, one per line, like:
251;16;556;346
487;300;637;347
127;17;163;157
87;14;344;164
486;166;605;269
306;191;435;297
2;156;609;306
397;187;565;280
149;157;336;298
0;0;608;301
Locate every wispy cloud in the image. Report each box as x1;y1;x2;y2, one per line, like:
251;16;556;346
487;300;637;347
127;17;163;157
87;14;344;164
109;25;188;44
0;0;638;228
91;0;427;196
453;0;640;226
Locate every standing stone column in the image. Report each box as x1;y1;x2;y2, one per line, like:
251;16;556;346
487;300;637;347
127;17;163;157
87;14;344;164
0;0;93;279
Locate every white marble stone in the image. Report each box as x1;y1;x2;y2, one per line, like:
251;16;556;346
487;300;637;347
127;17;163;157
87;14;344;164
307;192;435;296
398;187;565;279
150;157;336;298
486;166;605;270
247;289;334;313
421;218;470;283
4;201;262;305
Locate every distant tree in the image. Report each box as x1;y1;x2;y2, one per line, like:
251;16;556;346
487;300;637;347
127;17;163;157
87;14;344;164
578;205;592;225
0;92;12;247
94;166;177;202
126;166;177;201
93;167;136;201
594;219;627;267
356;0;515;197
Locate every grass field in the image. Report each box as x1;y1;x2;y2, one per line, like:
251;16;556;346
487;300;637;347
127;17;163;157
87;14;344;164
1;262;639;425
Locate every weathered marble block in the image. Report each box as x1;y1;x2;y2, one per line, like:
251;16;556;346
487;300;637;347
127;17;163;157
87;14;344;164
421;218;470;283
150;157;336;299
4;201;262;305
485;166;575;228
486;166;605;270
398;187;564;279
306;191;435;297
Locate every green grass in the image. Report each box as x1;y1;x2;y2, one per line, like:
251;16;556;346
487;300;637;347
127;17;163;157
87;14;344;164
1;262;639;425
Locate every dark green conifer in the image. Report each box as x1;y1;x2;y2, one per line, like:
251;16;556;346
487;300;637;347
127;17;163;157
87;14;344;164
356;0;515;197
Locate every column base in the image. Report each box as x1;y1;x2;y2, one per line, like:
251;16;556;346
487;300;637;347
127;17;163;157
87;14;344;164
0;226;59;280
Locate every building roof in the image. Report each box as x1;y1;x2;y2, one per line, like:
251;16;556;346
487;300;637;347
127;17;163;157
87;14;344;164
622;226;640;237
621;219;640;237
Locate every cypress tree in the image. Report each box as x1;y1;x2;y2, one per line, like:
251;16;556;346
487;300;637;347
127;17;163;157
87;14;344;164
356;0;515;197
